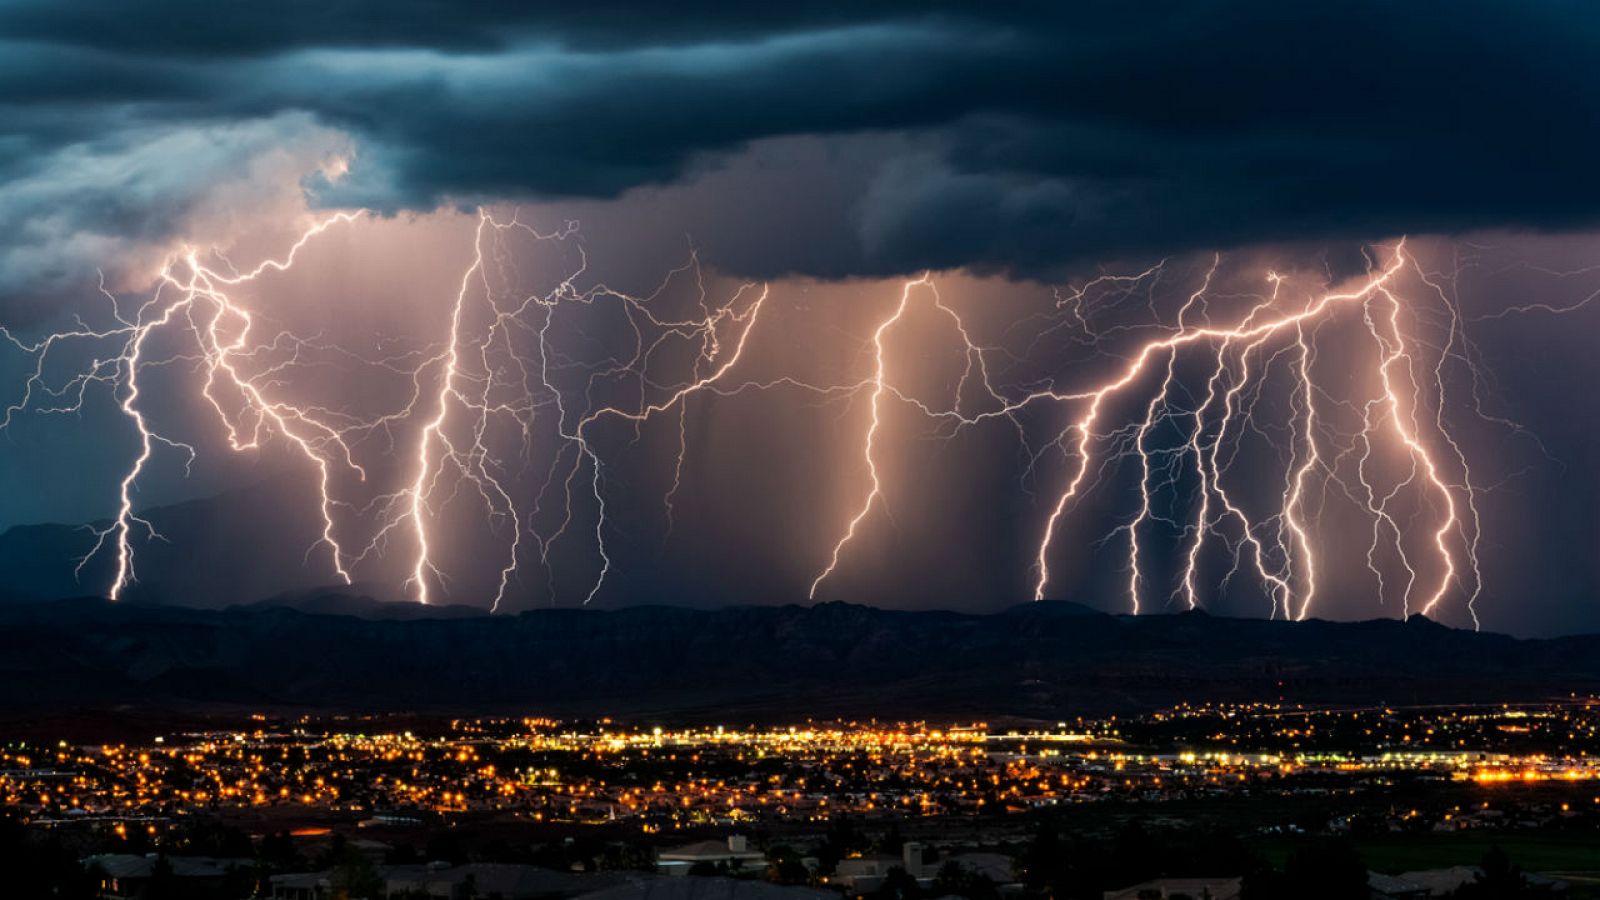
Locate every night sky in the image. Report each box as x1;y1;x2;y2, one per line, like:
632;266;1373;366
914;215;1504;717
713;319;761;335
2;2;1599;635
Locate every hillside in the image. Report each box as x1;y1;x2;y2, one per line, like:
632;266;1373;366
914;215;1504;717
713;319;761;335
0;598;1594;726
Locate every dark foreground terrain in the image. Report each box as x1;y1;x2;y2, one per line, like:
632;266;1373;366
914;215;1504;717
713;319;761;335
2;596;1599;725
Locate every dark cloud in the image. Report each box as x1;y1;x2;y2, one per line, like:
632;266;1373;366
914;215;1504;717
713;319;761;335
0;1;1006;56
2;1;1599;286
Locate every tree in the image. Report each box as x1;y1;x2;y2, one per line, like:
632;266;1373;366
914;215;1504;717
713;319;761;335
766;845;812;886
597;841;656;872
0;816;98;900
174;819;253;857
1107;822;1164;888
144;855;179;900
387;842;423;865
329;848;385;900
1018;819;1063;892
260;830;305;872
1279;839;1367;900
425;831;469;866
1452;846;1557;899
930;860;999;900
872;865;923;900
1018;818;1101;900
816;815;867;874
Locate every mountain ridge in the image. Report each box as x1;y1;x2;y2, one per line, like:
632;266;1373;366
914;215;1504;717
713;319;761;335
0;596;1593;727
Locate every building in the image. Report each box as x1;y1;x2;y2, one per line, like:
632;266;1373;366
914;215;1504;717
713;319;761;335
1101;876;1242;900
828;843;937;894
1366;872;1429;900
266;871;326;900
1393;866;1568;897
269;862;638;900
86;854;252;900
940;852;1017;888
386;863;629;900
573;875;836;900
657;835;767;876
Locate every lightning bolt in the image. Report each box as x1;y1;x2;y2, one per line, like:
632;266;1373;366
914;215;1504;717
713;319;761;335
0;208;768;611
813;241;1489;626
1;212;369;599
0;217;1516;624
357;211;770;608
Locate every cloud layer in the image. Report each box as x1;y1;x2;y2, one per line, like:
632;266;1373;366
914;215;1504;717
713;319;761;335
3;1;1599;290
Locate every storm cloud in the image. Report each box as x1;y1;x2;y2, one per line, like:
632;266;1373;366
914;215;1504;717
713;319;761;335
3;0;1599;287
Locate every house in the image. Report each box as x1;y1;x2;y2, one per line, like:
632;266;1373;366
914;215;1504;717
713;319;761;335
572;874;836;900
1366;871;1429;899
1394;866;1568;897
829;843;937;893
828;853;902;892
269;862;629;900
86;853;253;900
657;835;767;876
383;863;630;899
940;852;1017;887
1394;865;1480;897
267;871;326;900
1101;876;1242;900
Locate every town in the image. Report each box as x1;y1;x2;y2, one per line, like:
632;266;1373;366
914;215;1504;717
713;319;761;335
3;702;1600;897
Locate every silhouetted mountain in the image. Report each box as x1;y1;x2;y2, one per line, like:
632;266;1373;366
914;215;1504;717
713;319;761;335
242;585;487;620
0;599;1596;725
0;477;349;607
